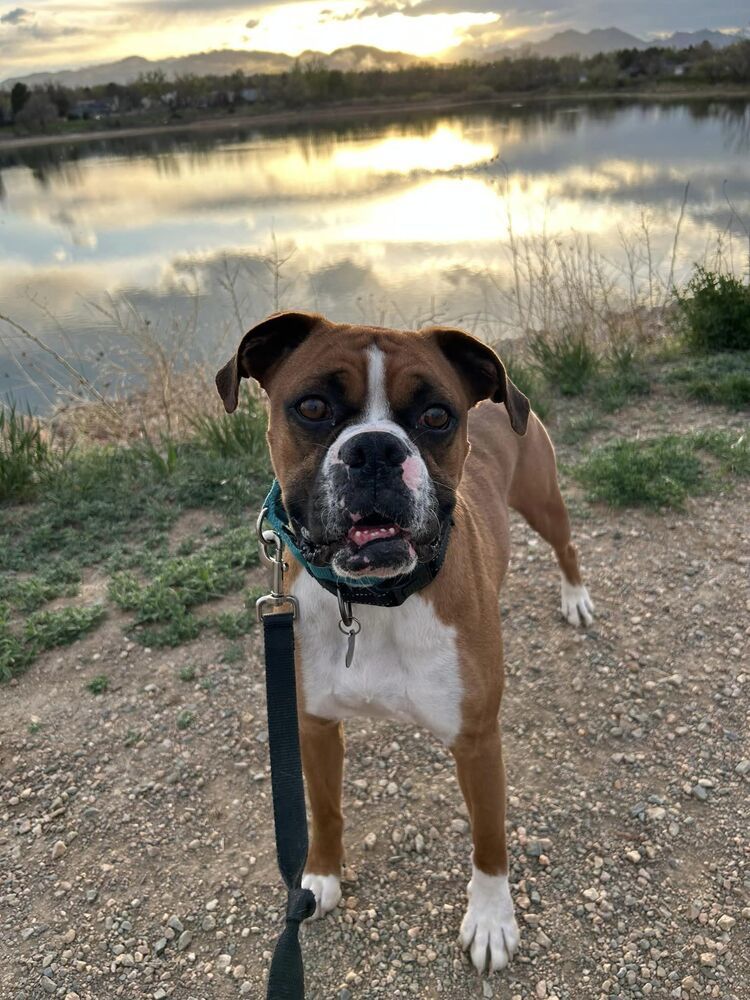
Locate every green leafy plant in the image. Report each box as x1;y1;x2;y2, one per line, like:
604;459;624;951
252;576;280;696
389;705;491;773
0;562;81;612
0;605;34;681
676;266;750;353
86;675;109;695
25;604;106;652
176;709;195;730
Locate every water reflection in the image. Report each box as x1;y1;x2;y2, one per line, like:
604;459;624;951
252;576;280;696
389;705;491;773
0;98;749;410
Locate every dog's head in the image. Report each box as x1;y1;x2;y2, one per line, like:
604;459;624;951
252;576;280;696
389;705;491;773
216;311;529;580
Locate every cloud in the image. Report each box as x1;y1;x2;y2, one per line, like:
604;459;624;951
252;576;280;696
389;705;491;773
323;0;750;36
126;0;277;13
0;6;32;24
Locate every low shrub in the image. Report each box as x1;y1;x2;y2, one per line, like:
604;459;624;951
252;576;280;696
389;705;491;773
0;406;54;504
575;430;749;509
574;436;704;509
528;329;600;397
676;266;750;353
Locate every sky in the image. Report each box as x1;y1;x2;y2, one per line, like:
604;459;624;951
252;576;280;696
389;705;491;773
0;0;748;77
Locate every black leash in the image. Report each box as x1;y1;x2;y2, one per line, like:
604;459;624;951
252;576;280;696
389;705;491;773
255;495;450;997
262;611;316;999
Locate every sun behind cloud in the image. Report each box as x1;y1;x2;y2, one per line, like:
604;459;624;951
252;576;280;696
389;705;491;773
0;0;501;76
249;2;499;58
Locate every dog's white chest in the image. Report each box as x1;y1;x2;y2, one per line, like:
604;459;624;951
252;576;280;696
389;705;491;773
292;574;463;745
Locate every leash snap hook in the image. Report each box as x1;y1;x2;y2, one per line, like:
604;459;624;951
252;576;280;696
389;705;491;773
255;506;300;622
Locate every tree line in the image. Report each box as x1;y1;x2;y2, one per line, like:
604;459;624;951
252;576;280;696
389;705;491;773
1;39;749;133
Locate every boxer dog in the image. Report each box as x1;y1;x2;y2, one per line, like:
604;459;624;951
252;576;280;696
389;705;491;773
216;311;593;974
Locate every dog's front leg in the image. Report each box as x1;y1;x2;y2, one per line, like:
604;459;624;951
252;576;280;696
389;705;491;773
300;712;344;919
451;725;519;973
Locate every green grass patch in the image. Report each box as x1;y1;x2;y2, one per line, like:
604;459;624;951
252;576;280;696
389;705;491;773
504;354;553;420
0;405;57;504
179;664;197;682
575;436;704;509
557;408;606;445
176;709;195;731
574;430;748;510
591;344;651;413
693;429;750;476
675;266;750;353
86;674;109;695
137;611;204;649
528;330;600;397
0;602;105;681
190;395;269;461
25;604;106;651
0;427;271;576
0;562;81;612
108;527;259;647
665;351;750;409
220;643;245;665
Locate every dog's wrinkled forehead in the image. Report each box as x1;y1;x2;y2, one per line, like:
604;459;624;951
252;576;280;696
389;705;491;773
215;311;530;436
271;325;467;417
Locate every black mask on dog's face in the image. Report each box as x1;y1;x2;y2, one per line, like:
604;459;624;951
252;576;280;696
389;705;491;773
216;312;529;580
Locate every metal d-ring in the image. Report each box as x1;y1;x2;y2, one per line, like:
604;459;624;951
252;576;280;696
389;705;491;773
336;589;359;632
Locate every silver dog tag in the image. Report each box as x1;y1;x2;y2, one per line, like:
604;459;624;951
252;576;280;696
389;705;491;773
345;630;356;669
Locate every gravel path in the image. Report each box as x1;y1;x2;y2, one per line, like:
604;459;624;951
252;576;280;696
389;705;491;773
1;424;749;999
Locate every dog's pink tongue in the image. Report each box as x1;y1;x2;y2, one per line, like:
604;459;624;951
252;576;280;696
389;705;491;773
348;524;399;547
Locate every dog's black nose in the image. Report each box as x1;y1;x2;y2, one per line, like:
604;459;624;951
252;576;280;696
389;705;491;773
340;432;408;472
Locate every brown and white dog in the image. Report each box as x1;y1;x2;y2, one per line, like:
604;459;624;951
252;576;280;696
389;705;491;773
216;311;593;974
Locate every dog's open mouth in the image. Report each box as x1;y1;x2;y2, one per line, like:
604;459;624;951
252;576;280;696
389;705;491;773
347;514;407;549
337;513;416;575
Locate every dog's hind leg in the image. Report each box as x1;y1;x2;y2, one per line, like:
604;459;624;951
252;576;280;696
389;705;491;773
508;414;594;627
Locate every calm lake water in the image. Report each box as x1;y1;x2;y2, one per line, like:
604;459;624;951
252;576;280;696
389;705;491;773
1;98;749;411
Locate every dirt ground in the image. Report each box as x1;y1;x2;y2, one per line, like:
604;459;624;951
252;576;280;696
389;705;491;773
1;397;749;1000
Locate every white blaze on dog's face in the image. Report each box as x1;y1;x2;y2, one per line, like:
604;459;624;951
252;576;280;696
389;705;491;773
215;312;529;579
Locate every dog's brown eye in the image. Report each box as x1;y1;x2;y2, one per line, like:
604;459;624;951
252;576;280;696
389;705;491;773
419;406;451;430
296;396;331;422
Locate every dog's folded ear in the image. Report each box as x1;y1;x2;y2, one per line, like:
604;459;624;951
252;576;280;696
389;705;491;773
426;326;530;435
215;311;324;413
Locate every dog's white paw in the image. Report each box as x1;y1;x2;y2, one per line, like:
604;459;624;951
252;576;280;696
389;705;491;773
459;868;519;973
301;873;341;920
560;577;594;627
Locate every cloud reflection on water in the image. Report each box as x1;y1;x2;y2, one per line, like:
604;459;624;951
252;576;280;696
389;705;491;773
0;99;749;409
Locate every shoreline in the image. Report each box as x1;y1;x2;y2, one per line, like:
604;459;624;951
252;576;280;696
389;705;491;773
1;85;749;152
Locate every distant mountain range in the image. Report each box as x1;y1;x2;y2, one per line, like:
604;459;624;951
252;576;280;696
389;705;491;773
450;26;742;61
1;27;743;90
0;45;423;90
504;27;741;59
